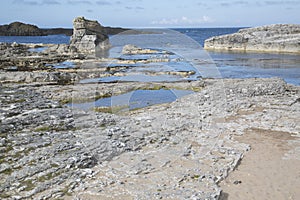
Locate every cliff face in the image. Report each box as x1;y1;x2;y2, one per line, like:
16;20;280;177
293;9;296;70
0;22;44;36
69;17;109;53
204;24;300;54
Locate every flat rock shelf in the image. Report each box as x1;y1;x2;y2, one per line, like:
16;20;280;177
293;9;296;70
204;24;300;54
1;77;299;199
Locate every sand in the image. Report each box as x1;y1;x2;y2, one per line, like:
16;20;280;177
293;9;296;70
219;128;300;200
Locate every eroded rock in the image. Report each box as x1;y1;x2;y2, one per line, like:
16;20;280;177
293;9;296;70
70;16;109;54
204;24;300;54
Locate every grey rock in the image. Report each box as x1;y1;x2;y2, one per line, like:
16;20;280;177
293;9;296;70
70;16;109;54
0;77;299;199
0;71;77;84
122;44;159;55
204;24;300;54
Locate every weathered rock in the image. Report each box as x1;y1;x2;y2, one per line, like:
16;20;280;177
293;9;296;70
70;17;109;54
122;44;159;55
0;71;77;84
0;42;73;71
204;24;300;54
0;78;299;199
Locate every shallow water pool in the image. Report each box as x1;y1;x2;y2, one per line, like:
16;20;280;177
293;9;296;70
69;89;194;112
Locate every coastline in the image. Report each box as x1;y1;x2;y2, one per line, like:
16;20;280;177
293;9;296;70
0;22;299;199
204;24;300;55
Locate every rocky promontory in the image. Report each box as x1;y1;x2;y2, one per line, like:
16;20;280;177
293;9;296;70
0;22;44;36
0;21;128;36
204;24;300;54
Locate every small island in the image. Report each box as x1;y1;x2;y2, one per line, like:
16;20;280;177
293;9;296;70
204;24;300;54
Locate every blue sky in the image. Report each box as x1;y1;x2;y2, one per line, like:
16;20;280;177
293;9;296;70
1;0;299;28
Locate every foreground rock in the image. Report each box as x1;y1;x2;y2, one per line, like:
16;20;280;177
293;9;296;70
0;77;299;199
204;24;300;54
70;17;109;54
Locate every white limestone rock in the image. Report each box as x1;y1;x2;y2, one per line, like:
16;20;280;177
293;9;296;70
70;17;109;54
204;24;300;54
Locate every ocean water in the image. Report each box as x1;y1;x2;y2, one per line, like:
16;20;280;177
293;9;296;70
0;28;299;85
173;27;242;46
0;34;70;44
70;89;194;111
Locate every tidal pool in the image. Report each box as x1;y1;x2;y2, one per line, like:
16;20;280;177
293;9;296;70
69;89;194;112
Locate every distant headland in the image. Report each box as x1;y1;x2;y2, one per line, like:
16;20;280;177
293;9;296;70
0;20;128;36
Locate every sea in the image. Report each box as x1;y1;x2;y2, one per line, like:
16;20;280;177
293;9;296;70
0;28;299;86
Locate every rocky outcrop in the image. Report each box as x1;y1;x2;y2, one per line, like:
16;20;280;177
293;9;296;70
0;22;44;36
69;17;109;54
204;24;300;54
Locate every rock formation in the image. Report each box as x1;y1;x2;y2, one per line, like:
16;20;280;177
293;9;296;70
204;24;300;54
69;17;109;54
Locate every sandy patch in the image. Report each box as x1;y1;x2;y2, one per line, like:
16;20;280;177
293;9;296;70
219;128;300;200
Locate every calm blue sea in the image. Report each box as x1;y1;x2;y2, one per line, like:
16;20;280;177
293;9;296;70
0;28;241;46
0;28;299;85
0;34;70;44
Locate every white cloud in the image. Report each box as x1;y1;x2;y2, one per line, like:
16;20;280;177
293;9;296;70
151;16;214;26
13;0;60;5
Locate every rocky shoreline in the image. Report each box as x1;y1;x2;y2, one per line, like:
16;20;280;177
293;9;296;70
204;24;300;54
1;75;299;199
1;18;299;199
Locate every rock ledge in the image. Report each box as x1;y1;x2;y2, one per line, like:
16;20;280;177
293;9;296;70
204;24;300;54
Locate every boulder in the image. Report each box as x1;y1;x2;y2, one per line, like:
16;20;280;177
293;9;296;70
70;17;109;54
204;24;300;54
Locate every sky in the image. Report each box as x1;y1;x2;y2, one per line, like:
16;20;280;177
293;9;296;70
0;0;299;28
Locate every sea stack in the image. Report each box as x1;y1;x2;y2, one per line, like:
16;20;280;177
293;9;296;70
204;24;300;54
70;16;109;54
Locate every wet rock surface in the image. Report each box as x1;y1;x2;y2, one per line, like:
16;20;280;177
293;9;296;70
0;42;199;85
0;43;71;71
204;24;300;54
